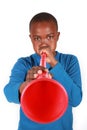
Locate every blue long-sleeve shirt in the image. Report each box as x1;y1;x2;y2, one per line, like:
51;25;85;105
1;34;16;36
4;51;82;130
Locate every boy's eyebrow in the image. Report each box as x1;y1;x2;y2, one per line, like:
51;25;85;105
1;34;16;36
32;33;55;37
32;35;40;37
47;33;55;35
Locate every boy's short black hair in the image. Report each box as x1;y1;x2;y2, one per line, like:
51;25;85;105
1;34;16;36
29;12;58;31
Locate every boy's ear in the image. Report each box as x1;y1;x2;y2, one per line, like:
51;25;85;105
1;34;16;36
29;34;31;38
57;32;60;41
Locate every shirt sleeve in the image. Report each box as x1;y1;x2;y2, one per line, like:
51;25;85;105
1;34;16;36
50;55;82;107
4;58;30;104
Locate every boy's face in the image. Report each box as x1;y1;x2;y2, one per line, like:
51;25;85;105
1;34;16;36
29;21;60;56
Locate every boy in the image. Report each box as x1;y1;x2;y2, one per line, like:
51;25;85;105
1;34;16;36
4;12;82;130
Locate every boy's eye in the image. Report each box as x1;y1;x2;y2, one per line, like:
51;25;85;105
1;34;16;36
34;37;41;41
47;35;54;40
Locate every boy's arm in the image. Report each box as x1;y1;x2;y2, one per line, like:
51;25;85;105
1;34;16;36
4;58;29;104
50;55;82;107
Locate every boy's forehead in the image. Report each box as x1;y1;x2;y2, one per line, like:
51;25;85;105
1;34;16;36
30;21;57;31
30;22;57;36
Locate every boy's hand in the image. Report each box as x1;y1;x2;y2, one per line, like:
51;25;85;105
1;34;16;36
19;66;52;94
39;46;58;67
26;66;50;82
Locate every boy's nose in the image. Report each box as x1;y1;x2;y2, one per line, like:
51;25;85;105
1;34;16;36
41;38;48;46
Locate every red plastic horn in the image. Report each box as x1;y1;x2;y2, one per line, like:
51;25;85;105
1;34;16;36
20;53;68;124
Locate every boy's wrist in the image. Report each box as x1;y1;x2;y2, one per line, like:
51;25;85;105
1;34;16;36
19;81;29;94
50;59;58;67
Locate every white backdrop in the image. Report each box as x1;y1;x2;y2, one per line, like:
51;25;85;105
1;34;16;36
0;0;87;130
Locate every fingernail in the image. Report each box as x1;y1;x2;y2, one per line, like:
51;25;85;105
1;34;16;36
34;74;38;78
45;69;48;72
37;70;42;74
48;74;52;79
